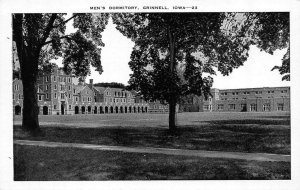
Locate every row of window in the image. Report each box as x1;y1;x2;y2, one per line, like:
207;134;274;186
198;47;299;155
220;90;288;96
213;103;285;111
13;94;23;100
40;84;73;91
43;75;72;83
105;91;131;98
13;84;20;91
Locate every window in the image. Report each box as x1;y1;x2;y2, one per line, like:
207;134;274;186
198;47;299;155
46;93;49;99
45;85;48;90
250;104;257;112
18;94;21;100
124;98;126;103
54;93;57;99
14;85;19;91
203;105;209;110
53;76;56;82
76;97;78;102
241;104;247;111
68;85;71;91
69;105;72;110
208;98;212;102
277;103;284;111
229;104;235;110
106;92;109;95
45;76;49;82
61;93;65;99
209;105;212;110
68;94;71;99
60;85;63;91
86;91;88;95
54;105;57;109
38;95;42;101
263;104;271;111
217;104;224;110
54;85;57;90
73;89;76;93
68;77;71;83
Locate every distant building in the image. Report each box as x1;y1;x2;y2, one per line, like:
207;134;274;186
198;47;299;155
180;87;290;112
13;67;167;115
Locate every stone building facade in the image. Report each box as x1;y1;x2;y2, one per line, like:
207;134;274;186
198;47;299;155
180;87;290;112
13;67;168;115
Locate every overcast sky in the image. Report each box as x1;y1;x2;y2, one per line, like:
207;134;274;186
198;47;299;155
58;16;290;89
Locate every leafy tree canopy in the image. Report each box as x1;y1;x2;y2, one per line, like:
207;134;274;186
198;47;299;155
13;13;109;132
112;13;252;103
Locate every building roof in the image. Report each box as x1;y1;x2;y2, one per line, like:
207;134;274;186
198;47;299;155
93;86;107;94
74;85;86;93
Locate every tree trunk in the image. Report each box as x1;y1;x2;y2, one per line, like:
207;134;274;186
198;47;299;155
21;56;40;133
167;22;177;133
169;96;177;133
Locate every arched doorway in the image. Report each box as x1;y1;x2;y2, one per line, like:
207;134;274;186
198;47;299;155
145;107;148;113
133;107;136;113
120;106;123;113
61;104;65;115
142;107;144;113
138;107;140;113
129;106;132;113
88;106;91;114
115;106;119;113
110;106;113;113
75;106;79;114
100;106;103;114
94;106;97;114
43;106;48;115
81;106;85;114
125;106;127;113
105;106;108;113
15;105;21;115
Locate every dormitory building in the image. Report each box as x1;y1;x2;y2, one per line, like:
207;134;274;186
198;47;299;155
13;67;290;116
13;67;169;115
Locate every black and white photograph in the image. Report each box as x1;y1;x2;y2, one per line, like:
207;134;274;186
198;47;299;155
1;0;300;189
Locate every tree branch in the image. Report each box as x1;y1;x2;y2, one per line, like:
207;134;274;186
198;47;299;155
42;35;72;46
39;14;58;47
52;13;79;29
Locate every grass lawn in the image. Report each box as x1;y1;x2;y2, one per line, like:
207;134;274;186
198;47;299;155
14;144;290;180
14;112;290;154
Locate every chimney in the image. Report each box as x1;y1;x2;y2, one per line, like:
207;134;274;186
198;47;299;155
89;79;94;89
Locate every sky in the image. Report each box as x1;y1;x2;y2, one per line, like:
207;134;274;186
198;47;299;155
58;16;290;89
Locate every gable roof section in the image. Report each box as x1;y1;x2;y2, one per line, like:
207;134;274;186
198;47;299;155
94;86;107;94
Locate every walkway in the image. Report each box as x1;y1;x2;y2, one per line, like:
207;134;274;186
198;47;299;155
14;140;290;162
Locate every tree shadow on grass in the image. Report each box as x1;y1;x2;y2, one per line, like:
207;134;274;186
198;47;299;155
193;119;290;126
13;122;290;154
